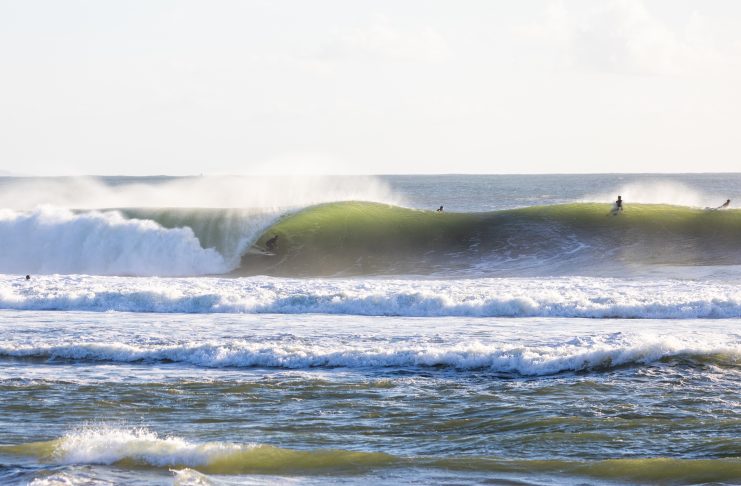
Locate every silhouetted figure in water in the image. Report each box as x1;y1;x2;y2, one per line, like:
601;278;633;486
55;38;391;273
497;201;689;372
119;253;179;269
265;235;279;252
718;199;731;209
615;196;623;212
436;205;444;212
25;275;30;281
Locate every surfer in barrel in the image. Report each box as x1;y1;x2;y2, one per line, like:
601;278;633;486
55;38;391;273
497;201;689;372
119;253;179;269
265;234;279;252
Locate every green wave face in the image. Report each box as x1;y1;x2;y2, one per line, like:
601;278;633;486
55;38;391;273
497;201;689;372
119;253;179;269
239;202;741;277
3;440;740;482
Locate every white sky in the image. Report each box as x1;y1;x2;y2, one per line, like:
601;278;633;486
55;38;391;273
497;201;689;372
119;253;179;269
1;0;740;175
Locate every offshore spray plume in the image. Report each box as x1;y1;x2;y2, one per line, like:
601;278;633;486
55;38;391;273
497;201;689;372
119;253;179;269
0;175;404;210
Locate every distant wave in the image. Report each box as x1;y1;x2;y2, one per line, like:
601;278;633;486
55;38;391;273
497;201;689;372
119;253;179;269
3;275;741;318
5;427;741;481
1;331;737;375
2;202;741;277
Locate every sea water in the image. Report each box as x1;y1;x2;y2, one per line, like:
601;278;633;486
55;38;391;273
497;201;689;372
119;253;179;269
0;174;739;485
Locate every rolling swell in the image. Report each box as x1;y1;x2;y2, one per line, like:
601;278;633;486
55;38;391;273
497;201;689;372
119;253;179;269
240;202;741;277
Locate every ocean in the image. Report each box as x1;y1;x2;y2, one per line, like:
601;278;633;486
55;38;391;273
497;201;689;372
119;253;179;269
0;174;739;485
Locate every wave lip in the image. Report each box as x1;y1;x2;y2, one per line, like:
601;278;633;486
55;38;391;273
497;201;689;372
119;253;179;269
3;201;741;277
1;333;737;375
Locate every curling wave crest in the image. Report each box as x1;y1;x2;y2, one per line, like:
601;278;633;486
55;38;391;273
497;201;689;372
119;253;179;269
4;202;741;277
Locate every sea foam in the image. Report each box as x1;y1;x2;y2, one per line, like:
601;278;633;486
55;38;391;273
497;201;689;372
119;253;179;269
1;331;737;375
3;275;741;319
0;207;230;276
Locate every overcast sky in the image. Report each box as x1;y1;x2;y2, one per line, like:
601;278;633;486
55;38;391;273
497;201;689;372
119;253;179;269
1;0;740;175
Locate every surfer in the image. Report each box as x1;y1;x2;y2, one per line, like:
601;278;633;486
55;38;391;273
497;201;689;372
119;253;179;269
615;195;623;212
436;205;444;212
265;235;279;252
25;275;30;281
718;199;731;209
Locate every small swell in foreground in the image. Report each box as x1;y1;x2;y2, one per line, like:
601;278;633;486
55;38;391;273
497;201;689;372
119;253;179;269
5;427;740;482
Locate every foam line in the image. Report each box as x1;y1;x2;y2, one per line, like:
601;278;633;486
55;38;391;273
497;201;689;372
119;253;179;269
3;275;741;318
1;333;737;374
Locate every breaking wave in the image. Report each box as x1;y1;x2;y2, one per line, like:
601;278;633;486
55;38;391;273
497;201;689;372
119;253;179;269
3;275;741;318
5;427;740;482
1;331;737;375
0;207;231;277
2;201;741;277
241;201;741;277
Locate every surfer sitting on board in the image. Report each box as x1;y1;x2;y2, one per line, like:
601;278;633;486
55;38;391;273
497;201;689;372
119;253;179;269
265;235;279;252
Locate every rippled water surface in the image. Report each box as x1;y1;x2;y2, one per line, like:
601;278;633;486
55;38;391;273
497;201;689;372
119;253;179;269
1;311;739;485
2;174;741;485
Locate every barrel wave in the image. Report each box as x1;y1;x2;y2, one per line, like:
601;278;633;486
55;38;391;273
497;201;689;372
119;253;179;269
241;202;741;277
3;202;741;277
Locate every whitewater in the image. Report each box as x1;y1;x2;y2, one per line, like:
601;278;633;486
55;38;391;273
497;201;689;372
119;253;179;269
4;274;741;318
1;174;740;485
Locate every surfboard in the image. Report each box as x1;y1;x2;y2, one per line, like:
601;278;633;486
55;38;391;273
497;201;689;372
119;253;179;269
245;247;276;256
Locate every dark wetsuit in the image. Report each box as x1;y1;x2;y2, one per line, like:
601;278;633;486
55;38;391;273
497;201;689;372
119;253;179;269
266;235;278;251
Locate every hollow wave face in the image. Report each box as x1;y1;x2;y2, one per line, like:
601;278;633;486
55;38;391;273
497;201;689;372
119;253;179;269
240;202;741;277
3;201;741;277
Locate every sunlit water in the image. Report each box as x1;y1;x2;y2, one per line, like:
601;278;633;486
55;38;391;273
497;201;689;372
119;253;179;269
1;174;740;485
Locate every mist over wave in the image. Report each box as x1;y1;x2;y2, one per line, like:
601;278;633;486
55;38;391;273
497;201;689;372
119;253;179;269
583;180;718;208
0;175;404;276
2;175;740;278
0;175;402;210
